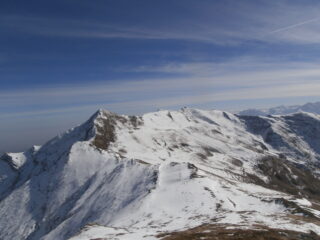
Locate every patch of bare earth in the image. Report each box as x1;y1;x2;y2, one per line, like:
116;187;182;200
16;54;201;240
157;224;320;240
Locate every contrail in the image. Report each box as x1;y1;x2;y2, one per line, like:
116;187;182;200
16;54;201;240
269;17;320;34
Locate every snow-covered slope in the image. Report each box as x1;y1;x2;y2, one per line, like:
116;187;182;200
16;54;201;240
239;101;320;116
1;108;320;240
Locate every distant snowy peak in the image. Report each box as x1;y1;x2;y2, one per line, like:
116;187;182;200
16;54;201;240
238;101;320;116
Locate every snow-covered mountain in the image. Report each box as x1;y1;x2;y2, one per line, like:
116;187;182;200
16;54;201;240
238;101;320;116
1;108;320;240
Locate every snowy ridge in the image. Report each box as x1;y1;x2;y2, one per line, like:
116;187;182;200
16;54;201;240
0;108;320;239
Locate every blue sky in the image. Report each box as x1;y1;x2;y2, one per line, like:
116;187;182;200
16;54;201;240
1;0;320;152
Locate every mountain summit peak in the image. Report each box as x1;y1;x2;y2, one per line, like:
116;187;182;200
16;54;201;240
88;108;115;122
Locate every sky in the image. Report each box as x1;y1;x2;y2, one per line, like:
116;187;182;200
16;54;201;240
1;0;320;153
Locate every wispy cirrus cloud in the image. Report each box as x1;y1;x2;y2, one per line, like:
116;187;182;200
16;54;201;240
2;1;320;45
1;57;320;118
268;17;320;34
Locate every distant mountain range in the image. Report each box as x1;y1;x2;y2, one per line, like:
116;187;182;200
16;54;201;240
1;108;320;239
238;101;320;116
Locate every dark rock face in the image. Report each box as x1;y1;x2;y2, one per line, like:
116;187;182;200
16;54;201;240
92;116;116;150
92;111;144;150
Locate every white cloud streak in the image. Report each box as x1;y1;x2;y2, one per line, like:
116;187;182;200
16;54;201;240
1;58;320;118
268;17;320;34
2;1;320;45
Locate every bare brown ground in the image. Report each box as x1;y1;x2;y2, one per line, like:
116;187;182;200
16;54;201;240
157;224;320;240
